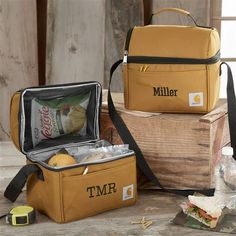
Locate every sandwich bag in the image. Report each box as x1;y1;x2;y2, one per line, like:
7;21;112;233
4;82;137;223
120;8;221;113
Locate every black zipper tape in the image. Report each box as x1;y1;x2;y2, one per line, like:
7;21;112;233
124;27;220;65
127;50;220;65
26;153;134;172
125;28;134;51
17;80;100;93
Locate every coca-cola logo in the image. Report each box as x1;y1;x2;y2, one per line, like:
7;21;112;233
40;106;52;139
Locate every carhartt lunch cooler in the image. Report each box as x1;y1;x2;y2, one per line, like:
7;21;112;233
108;9;236;196
120;8;221;113
4;82;137;223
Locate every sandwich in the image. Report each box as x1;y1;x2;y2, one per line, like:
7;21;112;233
181;195;222;228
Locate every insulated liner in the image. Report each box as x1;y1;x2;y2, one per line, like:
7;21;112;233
20;82;101;153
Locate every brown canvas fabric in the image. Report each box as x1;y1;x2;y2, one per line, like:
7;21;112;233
123;23;220;113
27;156;137;223
10;92;21;149
8;83;137;223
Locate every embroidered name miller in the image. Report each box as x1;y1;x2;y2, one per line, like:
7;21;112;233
153;87;178;96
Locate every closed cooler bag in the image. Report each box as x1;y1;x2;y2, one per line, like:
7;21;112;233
108;9;236;195
116;8;221;113
4;82;137;223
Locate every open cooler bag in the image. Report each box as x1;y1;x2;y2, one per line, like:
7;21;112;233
4;82;137;223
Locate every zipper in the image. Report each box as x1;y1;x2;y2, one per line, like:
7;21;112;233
124;28;133;52
127;50;220;65
17;80;101;93
123;50;128;64
27;152;135;172
123;28;134;64
123;27;220;65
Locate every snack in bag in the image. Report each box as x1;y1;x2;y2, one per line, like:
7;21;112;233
31;93;90;147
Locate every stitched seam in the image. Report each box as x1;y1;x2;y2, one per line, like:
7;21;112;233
58;171;65;222
127;65;130;108
207;30;212;58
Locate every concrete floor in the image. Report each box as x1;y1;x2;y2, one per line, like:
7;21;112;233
0;190;225;236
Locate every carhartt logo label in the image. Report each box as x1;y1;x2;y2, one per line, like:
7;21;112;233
87;183;117;198
189;92;203;107
122;184;134;201
153;87;178;96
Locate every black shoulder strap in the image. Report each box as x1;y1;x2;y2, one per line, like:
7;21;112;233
221;62;236;159
107;60;234;197
108;60;165;189
4;164;44;202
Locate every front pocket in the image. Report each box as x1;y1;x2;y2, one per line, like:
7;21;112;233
62;155;137;222
126;64;208;113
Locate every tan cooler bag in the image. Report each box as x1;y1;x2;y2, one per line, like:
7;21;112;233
112;8;221;113
106;8;233;196
4;82;137;223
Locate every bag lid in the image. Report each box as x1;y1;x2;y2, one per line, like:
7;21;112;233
18;81;102;154
128;25;220;59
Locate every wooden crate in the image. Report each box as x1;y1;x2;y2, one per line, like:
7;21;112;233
100;91;230;190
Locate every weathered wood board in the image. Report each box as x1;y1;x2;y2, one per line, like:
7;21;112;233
0;0;38;141
46;0;105;85
101;91;230;189
151;0;211;26
0;142;25;191
46;0;144;90
104;0;143;92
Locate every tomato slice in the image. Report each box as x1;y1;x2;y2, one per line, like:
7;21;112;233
198;208;217;220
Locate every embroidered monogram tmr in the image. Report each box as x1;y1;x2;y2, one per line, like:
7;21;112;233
87;183;117;198
153;87;178;96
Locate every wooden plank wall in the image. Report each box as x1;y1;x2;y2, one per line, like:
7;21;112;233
46;0;144;89
151;0;211;26
210;0;222;34
0;0;214;141
0;0;38;141
0;142;25;191
46;0;106;85
104;0;144;91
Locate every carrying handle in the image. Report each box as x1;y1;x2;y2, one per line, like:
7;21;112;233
147;8;198;26
4;164;44;202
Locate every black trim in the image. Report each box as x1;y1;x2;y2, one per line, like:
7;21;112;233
127;51;220;65
17;81;100;93
20;82;102;153
17;81;101;153
124;28;134;52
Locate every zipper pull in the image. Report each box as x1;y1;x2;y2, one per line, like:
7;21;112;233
83;166;89;175
123;50;128;64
